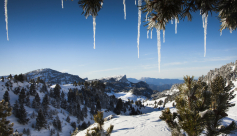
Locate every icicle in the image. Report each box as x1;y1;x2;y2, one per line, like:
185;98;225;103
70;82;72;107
163;29;165;43
175;18;177;34
230;28;232;33
146;13;148;22
135;0;136;5
171;17;173;24
151;29;153;39
202;13;205;28
147;30;149;39
123;0;126;20
101;1;103;6
220;31;222;36
93;16;96;49
5;0;9;41
203;13;208;57
137;0;142;58
156;28;161;72
61;0;64;9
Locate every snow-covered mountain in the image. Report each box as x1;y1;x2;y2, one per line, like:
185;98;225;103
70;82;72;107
24;68;85;85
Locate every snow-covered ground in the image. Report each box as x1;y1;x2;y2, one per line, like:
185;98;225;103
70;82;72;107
107;91;147;102
77;81;237;136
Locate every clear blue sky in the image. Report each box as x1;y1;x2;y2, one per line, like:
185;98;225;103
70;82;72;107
0;0;236;80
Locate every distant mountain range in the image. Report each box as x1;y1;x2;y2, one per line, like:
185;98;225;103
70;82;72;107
127;77;183;86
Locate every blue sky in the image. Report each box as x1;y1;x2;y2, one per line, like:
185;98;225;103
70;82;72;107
0;0;236;80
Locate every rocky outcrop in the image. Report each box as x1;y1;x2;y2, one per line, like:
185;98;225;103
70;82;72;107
198;60;237;84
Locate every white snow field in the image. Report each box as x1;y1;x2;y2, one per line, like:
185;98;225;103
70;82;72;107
77;81;237;136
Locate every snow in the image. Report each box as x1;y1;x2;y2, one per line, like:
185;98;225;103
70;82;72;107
231;65;236;72
5;0;9;41
137;0;142;58
99;75;126;82
61;0;64;9
107;91;147;102
123;0;126;20
156;28;161;73
93;16;96;49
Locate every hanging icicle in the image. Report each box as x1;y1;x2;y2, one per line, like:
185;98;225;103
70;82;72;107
123;0;126;20
220;31;222;36
101;1;103;6
230;28;232;33
93;16;96;49
163;29;165;43
147;30;149;39
135;0;136;5
175;17;178;34
5;0;9;41
151;29;153;39
61;0;64;8
171;17;173;24
156;28;161;72
137;0;142;58
203;12;208;57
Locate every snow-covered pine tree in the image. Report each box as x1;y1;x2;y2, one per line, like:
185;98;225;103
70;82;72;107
18;88;26;104
1;76;4;82
0;99;14;136
17;104;29;125
36;109;47;130
29;83;36;96
3;90;10;105
42;94;50;110
82;105;88;118
13;100;19;118
66;115;70;123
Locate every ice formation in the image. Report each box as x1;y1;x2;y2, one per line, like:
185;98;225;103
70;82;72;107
101;1;103;6
61;0;64;9
123;0;126;20
147;30;149;39
220;31;222;36
151;29;153;39
202;13;208;57
163;29;165;43
137;0;142;58
171;17;173;24
135;0;136;5
156;28;161;72
230;28;232;33
5;0;9;41
93;16;96;49
175;18;177;34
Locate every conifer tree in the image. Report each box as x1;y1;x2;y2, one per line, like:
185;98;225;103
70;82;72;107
54;84;61;99
160;75;237;136
35;93;41;103
1;76;4;82
42;94;49;110
36;109;47;130
18;88;26;104
17;104;29;125
13;100;19;118
66;115;70;123
82;105;88;118
3;91;10;104
26;128;30;136
0;99;14;136
8;74;12;79
114;98;123;115
29;83;36;96
96;100;101;112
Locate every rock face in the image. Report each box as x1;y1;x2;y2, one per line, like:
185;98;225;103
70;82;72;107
24;68;85;85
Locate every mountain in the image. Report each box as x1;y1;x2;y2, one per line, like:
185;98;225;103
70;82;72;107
24;68;85;85
91;75;154;98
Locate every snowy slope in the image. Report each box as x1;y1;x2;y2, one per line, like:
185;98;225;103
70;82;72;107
77;81;237;136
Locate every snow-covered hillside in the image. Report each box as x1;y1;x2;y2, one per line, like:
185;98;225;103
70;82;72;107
77;80;237;136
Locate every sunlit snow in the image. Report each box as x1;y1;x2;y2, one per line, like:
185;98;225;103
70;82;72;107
137;0;142;58
93;16;96;49
123;0;126;20
157;28;161;73
61;0;64;9
5;0;9;41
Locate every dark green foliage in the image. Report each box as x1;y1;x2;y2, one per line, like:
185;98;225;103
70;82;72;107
3;91;10;104
8;74;12;79
66;115;70;123
114;98;123;115
18;88;26;104
42;94;49;110
29;83;36;96
71;122;77;130
17;104;29;125
13;100;19;118
80;121;88;130
0;99;14;136
54;84;61;99
36;109;47;130
53;116;62;132
26;128;30;136
96;100;101;112
160;75;237;136
35;93;41;103
1;76;4;82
